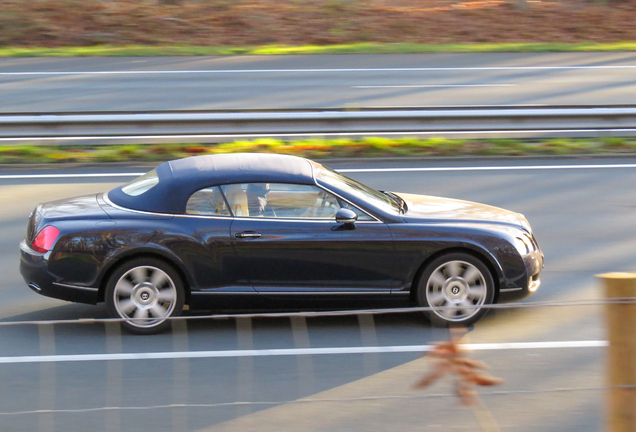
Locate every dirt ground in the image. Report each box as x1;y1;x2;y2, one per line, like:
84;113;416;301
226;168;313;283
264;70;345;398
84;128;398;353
1;0;636;48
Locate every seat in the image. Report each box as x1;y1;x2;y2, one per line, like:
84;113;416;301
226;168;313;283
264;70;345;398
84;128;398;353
224;185;249;217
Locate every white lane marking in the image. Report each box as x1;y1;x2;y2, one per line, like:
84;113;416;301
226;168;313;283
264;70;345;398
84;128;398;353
0;340;608;364
1;66;636;76
466;340;607;350
337;163;636;173
3;164;636;179
371;104;547;108
0;173;144;179
1;127;636;143
353;84;517;88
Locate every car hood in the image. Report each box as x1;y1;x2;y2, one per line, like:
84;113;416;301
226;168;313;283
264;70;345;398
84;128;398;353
395;192;523;229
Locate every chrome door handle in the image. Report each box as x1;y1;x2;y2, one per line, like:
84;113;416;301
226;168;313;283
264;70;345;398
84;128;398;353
235;232;262;239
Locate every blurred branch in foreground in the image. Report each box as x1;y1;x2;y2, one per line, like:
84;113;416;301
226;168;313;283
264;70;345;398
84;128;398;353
414;327;503;431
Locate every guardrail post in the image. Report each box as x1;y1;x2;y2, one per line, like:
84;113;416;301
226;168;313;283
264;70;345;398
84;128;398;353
599;273;636;432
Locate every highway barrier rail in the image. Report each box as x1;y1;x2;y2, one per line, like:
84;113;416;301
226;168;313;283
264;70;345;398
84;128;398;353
3;105;636;144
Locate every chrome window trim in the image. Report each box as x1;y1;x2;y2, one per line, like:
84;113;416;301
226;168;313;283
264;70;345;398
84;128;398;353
174;213;234;220
227;216;380;224
229;217;333;224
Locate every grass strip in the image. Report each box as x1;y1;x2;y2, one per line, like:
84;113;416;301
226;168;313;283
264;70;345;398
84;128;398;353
1;137;636;165
3;42;636;58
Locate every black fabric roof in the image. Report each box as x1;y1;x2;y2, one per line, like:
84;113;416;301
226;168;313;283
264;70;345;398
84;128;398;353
107;153;315;214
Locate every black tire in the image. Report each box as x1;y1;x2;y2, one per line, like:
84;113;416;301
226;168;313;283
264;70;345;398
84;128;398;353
416;252;495;327
105;257;185;335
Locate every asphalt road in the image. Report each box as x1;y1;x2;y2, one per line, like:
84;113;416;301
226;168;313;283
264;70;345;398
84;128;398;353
0;156;629;431
3;53;636;113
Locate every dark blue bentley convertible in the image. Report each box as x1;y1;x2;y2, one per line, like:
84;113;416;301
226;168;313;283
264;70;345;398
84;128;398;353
20;153;543;333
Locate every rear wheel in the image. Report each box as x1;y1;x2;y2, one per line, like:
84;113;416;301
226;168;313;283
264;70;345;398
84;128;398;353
105;258;184;334
416;253;495;327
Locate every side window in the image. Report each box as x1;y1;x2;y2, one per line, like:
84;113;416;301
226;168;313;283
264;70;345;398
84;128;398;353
186;186;230;216
340;200;374;221
221;183;373;220
121;169;159;196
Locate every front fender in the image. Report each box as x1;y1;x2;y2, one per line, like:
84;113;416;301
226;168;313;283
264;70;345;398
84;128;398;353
387;223;528;296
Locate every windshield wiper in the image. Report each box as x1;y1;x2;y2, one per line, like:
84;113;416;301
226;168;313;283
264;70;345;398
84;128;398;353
382;191;407;214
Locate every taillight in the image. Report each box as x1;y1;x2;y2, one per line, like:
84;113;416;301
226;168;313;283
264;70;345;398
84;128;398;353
32;226;60;253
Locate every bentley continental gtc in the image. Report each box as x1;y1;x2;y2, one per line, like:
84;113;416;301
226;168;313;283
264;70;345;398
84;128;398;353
20;153;543;333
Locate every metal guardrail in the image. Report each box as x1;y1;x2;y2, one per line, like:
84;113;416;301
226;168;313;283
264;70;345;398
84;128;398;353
3;106;636;144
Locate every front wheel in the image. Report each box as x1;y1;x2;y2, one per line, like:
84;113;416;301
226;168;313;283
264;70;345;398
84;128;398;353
105;258;185;334
416;253;495;327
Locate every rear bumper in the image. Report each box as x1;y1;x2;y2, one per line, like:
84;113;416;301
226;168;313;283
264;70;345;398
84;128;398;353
20;240;99;305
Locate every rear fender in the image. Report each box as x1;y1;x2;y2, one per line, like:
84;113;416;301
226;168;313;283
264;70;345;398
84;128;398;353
96;246;194;303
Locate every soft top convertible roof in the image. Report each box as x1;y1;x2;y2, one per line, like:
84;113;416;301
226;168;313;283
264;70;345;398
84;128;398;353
108;153;316;214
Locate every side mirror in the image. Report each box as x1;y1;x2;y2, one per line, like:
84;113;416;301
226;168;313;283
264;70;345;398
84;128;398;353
335;208;358;225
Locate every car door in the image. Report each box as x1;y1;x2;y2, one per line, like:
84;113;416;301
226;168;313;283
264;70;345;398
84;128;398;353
182;186;254;293
222;182;396;294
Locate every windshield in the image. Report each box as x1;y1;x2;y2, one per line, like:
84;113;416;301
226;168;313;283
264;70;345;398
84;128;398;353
316;167;400;214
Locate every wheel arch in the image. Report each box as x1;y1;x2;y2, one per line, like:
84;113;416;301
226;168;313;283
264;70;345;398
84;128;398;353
98;251;192;304
410;246;503;303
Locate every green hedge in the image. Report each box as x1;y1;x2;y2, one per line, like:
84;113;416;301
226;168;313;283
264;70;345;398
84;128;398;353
2;137;636;164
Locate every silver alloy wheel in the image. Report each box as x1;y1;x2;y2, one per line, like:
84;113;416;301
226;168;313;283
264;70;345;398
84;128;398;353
113;265;177;328
425;260;488;322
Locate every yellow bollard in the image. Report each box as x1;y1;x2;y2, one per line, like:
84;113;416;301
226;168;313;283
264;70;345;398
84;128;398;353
598;273;636;432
